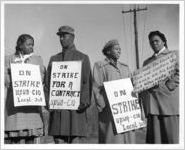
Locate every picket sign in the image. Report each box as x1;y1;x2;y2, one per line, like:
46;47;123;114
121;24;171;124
11;63;46;107
103;78;146;134
49;61;82;110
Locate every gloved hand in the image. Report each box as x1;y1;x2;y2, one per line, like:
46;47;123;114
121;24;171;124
77;103;88;113
165;78;178;91
165;65;179;91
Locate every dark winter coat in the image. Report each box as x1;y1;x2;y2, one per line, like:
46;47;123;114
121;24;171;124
45;44;92;136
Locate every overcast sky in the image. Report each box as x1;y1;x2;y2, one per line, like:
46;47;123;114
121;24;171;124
4;2;179;71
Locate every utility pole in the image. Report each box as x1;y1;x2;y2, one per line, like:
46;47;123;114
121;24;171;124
122;7;147;69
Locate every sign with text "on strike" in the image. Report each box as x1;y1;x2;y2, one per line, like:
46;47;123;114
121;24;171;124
103;78;146;134
11;63;46;107
49;61;82;110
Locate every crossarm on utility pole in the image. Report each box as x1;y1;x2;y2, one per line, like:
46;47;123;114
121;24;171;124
122;7;147;69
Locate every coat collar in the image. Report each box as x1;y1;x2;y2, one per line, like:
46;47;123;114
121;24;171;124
153;46;166;57
105;57;117;66
105;58;123;70
145;48;170;65
14;52;34;63
152;48;170;58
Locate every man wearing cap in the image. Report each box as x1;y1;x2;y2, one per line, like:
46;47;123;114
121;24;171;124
45;25;92;143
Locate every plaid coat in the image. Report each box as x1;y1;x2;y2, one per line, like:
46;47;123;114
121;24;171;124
5;53;45;131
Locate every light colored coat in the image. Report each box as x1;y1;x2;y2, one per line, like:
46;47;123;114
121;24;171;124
93;58;135;143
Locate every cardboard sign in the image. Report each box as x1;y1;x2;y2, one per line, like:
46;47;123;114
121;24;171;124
49;61;82;110
103;78;146;134
132;52;177;93
11;63;46;107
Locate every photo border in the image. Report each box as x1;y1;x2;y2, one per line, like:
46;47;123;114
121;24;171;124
1;0;184;149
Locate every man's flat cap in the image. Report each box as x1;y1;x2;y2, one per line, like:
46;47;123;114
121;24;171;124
56;25;75;35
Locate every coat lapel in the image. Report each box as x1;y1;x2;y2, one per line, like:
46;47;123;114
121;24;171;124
144;48;170;66
158;48;170;56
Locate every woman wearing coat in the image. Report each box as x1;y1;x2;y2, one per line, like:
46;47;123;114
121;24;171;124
139;31;179;144
4;34;45;144
93;39;136;143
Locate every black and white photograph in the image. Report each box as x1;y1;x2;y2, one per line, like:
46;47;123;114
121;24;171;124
1;0;184;149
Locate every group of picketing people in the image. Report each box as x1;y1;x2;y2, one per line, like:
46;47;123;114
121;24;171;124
4;25;179;144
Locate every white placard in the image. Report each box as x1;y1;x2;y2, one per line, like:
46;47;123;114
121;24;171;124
103;78;146;134
11;63;46;107
49;61;82;110
132;52;177;93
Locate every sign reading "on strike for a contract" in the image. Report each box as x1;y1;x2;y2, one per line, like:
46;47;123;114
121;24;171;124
11;64;46;107
132;51;177;93
49;61;82;110
103;78;146;134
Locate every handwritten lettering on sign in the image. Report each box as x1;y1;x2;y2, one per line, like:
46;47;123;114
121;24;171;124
49;61;82;110
11;64;46;107
132;52;177;93
103;78;146;134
